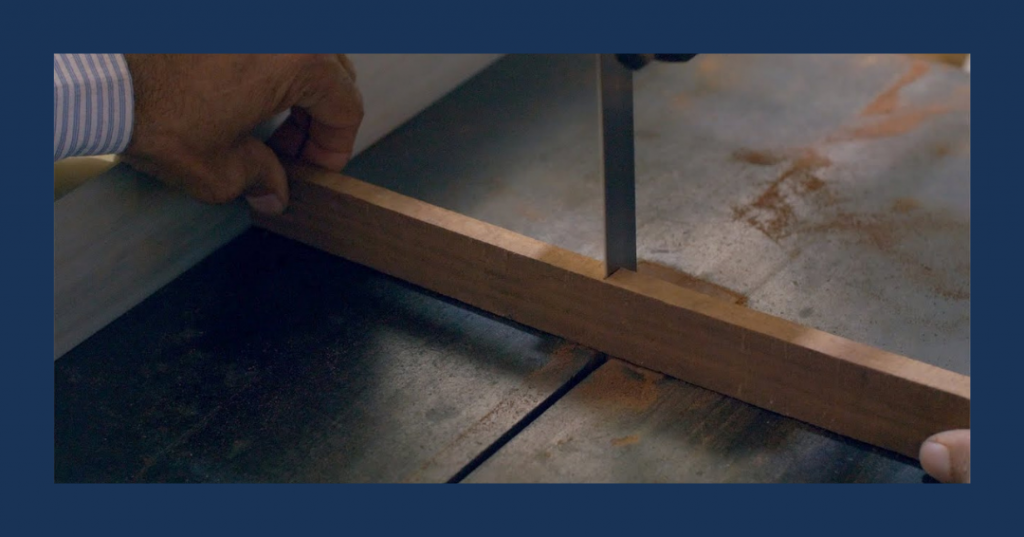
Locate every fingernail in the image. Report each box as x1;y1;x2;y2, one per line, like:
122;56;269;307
246;194;284;215
920;440;951;482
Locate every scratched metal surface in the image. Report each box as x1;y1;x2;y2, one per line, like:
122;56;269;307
348;53;970;376
465;358;925;483
54;230;598;483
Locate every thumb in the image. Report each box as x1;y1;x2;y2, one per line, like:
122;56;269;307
920;429;970;483
231;137;289;215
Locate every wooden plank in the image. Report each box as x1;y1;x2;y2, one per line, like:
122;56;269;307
54;54;502;359
253;166;969;459
465;271;923;483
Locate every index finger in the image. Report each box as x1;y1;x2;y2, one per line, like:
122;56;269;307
336;54;357;81
295;56;364;171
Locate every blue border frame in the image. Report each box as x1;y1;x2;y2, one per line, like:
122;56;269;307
13;0;1000;533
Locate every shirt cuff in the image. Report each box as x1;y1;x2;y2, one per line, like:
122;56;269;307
54;54;134;161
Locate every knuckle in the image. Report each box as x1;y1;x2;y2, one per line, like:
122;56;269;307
294;53;334;75
193;176;241;205
337;54;358;82
349;88;365;118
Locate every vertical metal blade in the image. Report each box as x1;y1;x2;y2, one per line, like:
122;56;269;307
598;54;637;277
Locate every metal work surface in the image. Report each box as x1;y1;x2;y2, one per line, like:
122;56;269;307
55;54;969;483
55;231;598;482
466;358;922;483
348;53;970;375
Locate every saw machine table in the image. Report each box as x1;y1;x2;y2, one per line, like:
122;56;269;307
55;54;970;483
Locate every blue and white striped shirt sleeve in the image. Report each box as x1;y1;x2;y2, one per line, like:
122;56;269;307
53;54;134;161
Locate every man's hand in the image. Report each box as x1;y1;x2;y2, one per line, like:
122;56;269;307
121;54;363;214
920;429;970;483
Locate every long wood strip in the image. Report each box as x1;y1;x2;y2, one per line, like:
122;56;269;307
253;166;970;459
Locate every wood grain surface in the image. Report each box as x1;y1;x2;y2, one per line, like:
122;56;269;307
253;166;970;458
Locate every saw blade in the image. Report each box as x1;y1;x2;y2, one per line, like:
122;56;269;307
598;53;638;277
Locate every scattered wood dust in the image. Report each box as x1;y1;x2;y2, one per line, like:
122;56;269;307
731;149;787;167
731;149;834;242
802;207;970;301
729;149;969;301
723;55;971;302
611;435;641;447
861;60;930;116
891;198;920;214
829;62;970;143
637;260;748;305
526;341;588;387
829;104;962;142
574;360;664;412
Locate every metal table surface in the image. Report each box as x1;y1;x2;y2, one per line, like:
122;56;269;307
55;54;970;483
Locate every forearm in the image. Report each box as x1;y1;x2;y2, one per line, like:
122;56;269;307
53;54;134;161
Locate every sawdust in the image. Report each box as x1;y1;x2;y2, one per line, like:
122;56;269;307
637;260;748;305
730;148;968;301
803;207;970;301
731;149;833;242
801;175;826;192
735;185;970;301
830;104;961;142
611;435;641;447
731;149;787;167
891;198;920;214
861;60;931;116
931;136;971;159
574;360;664;412
526;341;588;387
826;61;969;143
933;143;952;158
724;56;970;303
928;137;972;159
805;212;899;250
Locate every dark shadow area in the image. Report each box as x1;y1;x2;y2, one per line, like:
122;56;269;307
55;229;593;483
